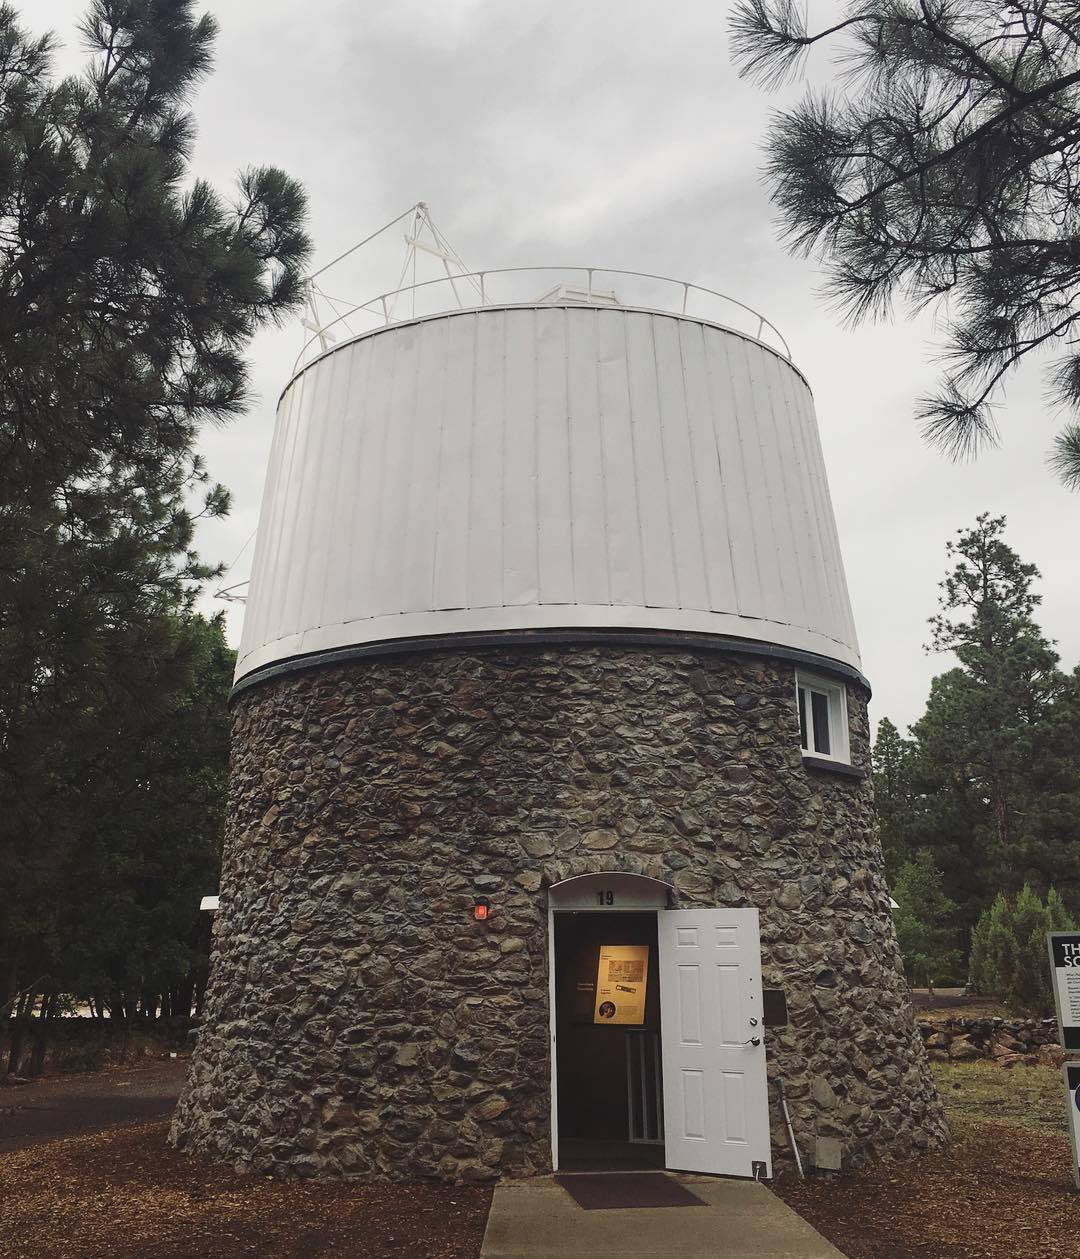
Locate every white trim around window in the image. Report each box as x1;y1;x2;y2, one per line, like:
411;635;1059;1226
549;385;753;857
795;671;850;764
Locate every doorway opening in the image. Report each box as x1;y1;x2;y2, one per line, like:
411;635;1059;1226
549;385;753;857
553;910;664;1172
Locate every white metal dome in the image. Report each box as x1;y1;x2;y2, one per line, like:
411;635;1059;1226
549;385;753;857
236;291;860;685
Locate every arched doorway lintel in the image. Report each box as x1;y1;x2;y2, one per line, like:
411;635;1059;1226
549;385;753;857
546;871;674;911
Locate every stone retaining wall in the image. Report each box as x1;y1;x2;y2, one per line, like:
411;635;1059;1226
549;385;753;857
918;1017;1062;1065
171;645;947;1180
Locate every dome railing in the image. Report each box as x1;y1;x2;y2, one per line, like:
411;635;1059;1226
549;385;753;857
296;266;792;371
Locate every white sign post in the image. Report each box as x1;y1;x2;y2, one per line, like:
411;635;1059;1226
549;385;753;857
1064;1064;1080;1191
1049;933;1080;1191
1048;933;1080;1053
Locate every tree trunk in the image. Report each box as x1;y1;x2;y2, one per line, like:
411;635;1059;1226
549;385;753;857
6;990;32;1076
176;973;196;1022
0;949;18;1017
991;765;1009;851
119;995;133;1064
28;991;56;1078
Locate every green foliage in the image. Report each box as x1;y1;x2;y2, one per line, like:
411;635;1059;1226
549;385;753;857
53;1045;105;1074
887;516;1077;936
0;1;308;1044
58;611;235;1010
967;908;994;999
730;0;1080;486
892;850;963;988
1018;668;1080;901
872;716;916;877
968;886;1075;1015
1050;422;1080;491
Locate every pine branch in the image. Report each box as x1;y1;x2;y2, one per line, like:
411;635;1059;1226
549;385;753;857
1048;418;1080;485
730;0;1080;486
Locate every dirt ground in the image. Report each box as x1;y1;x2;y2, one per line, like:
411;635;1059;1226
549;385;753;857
775;1061;1080;1259
0;1120;492;1259
909;989;1014;1018
0;1058;185;1152
3;1055;1079;1257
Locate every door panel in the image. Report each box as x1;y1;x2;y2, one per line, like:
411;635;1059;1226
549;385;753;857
659;907;771;1177
677;966;702;1042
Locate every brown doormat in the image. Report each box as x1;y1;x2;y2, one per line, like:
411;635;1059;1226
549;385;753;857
554;1172;706;1210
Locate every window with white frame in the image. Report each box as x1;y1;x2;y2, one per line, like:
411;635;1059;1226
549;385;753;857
795;671;850;763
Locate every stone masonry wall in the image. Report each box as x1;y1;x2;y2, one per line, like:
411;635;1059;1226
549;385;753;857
918;1017;1062;1065
170;645;947;1180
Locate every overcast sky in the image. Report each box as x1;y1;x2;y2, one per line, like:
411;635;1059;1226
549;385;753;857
40;0;1080;735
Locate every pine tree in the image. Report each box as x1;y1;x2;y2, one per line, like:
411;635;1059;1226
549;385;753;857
872;716;916;876
967;909;994;997
981;893;1021;1003
920;515;1063;903
0;1;309;1017
968;886;1075;1014
1018;667;1080;904
731;0;1080;486
59;612;234;1022
1012;885;1054;1011
892;850;963;990
905;667;998;929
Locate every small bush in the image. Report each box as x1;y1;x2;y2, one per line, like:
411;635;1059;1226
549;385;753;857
53;1045;105;1073
893;849;964;987
968;885;1074;1015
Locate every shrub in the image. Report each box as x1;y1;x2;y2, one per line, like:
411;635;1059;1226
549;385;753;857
968;885;1074;1014
53;1045;105;1074
893;849;964;987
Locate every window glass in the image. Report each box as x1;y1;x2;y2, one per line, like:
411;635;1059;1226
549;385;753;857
795;670;849;763
810;690;831;756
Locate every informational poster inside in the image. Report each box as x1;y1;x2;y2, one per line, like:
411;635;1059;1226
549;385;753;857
1063;1063;1080;1190
1048;933;1080;1051
594;944;648;1025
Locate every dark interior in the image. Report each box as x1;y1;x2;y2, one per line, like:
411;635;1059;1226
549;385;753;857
554;910;664;1171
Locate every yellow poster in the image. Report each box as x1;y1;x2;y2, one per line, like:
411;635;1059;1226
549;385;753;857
594;944;649;1025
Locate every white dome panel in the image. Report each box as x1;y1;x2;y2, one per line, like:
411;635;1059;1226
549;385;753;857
236;305;860;682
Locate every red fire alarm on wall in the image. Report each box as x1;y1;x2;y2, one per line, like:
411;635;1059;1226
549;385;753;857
474;896;491;922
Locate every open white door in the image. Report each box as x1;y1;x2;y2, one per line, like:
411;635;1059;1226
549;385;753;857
658;907;771;1177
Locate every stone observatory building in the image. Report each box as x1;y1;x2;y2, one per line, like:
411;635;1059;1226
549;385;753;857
171;269;946;1182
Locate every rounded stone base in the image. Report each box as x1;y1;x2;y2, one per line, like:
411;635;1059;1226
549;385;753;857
170;645;947;1179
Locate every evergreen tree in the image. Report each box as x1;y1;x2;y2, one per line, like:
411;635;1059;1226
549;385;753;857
872;716;916;876
0;1;308;1019
892;850;963;989
1012;884;1054;1010
975;892;1020;1000
59;612;234;1021
968;886;1074;1014
913;515;1064;922
731;0;1080;486
904;668;997;930
869;516;1078;945
967;907;994;997
1018;666;1080;904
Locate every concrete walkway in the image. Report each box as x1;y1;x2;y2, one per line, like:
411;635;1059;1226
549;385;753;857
480;1175;846;1259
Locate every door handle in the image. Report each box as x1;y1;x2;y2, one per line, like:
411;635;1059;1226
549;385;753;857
735;1036;761;1047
